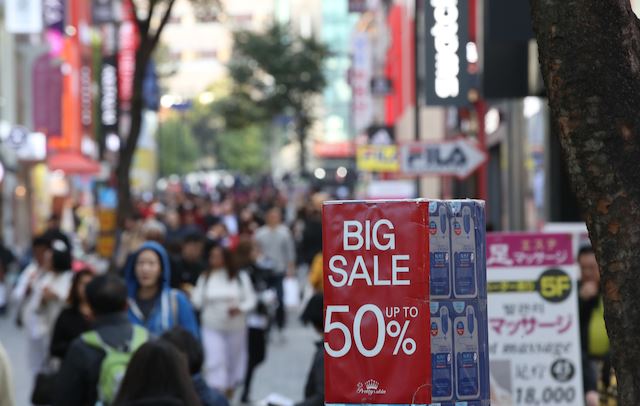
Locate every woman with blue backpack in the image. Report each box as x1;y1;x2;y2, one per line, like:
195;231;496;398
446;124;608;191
124;241;200;338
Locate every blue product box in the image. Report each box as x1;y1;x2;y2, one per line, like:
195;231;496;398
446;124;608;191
429;201;452;299
451;299;489;404
448;201;487;300
430;301;455;403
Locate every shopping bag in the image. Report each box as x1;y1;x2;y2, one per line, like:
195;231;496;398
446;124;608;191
283;276;301;308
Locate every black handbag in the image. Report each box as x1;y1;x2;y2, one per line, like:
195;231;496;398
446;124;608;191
31;369;57;405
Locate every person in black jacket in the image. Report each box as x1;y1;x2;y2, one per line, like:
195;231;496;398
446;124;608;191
236;240;273;403
170;232;206;295
50;269;94;360
296;293;324;406
53;274;145;406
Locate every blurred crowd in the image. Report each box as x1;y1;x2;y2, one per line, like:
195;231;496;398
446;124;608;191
0;182;329;406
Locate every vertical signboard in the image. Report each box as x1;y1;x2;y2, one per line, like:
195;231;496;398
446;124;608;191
487;233;584;406
351;32;373;134
323;200;432;404
33;54;63;138
96;184;117;258
424;0;471;106
43;0;65;56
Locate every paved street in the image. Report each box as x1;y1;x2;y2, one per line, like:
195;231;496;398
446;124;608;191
0;306;317;405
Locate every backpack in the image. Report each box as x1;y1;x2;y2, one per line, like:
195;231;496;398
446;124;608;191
81;325;148;405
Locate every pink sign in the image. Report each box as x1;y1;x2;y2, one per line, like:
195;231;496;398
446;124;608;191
486;233;573;268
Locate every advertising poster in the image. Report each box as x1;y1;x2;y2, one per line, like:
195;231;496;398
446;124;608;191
356;145;399;173
323;199;491;406
323;200;432;404
487;233;584;406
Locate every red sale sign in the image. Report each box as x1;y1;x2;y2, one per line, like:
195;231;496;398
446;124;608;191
323;200;432;404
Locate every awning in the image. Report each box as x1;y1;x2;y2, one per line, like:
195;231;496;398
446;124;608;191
48;152;101;175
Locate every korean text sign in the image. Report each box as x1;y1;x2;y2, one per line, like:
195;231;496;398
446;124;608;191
487;233;584;406
323;201;431;404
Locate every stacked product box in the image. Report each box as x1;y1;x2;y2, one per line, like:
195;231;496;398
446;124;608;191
428;200;490;406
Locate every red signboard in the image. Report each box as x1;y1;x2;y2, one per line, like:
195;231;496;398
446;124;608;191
323;200;431;404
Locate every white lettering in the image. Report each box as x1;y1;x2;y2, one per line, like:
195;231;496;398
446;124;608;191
372;256;391;286
430;0;460;98
348;256;373;286
372;219;395;250
101;65;117;126
329;255;348;287
392;255;411;285
344;221;364;250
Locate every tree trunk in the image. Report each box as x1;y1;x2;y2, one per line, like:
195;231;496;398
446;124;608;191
116;47;150;228
530;1;640;403
297;113;310;177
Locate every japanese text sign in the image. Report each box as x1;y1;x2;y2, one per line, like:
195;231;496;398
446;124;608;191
323;200;431;404
487;233;584;406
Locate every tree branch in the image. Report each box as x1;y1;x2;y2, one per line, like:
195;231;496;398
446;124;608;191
149;0;177;50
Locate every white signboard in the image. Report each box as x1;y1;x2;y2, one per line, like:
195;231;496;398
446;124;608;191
487;233;584;406
5;0;43;33
400;139;486;179
351;32;373;134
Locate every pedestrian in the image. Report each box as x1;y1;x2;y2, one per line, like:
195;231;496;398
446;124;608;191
42;214;71;251
17;238;73;376
112;339;202;406
296;293;324;406
308;252;323;293
50;268;95;360
53;274;149;406
0;341;15;406
0;239;16;315
12;235;50;327
161;327;229;406
192;244;257;397
253;207;296;336
235;240;274;404
124;241;200;338
171;232;207;296
578;245;611;406
115;213;145;269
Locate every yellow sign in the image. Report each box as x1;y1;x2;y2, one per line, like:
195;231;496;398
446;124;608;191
356;145;399;172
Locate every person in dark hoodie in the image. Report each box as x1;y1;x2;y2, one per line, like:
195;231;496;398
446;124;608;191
124;241;199;338
296;293;324;406
112;339;202;406
53;274;148;406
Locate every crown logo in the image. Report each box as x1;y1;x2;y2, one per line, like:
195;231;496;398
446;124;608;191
365;380;379;390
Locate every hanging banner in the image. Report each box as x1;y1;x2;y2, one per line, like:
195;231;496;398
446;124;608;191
100;55;119;138
487;233;584;406
351;32;373;134
424;0;471;106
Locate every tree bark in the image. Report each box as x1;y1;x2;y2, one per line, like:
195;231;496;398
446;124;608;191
530;0;640;403
116;46;149;228
116;0;176;228
297;113;310;177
